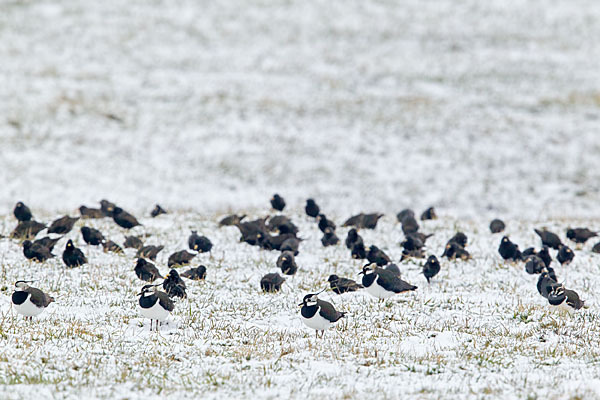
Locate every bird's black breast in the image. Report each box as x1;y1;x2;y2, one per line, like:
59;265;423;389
12;291;28;305
139;294;158;309
301;304;319;319
362;273;376;288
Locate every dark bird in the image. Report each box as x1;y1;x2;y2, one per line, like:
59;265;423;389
100;199;117;217
592;242;600;254
351;242;367;260
321;228;339;247
150;204;167;218
270;194;286;211
359;263;417;301
235;218;268;244
534;229;562;250
442;242;470;260
138;284;174;331
48;215;79;235
22;240;54;262
277;251;298;275
345;228;364;250
525;256;545;275
81;226;105;246
537;268;560;299
566;228;597;245
163;269;187;299
267;215;298;234
305;199;320;218
10;220;46;240
299;291;345;338
135;258;162;282
102;240;123;254
62;239;87;267
498;236;522;261
136;245;164;261
400;215;419;235
79;205;104;219
124;236;144;250
489;219;505;233
280;237;301;255
342;213;364;228
328;275;363;294
447;232;468;248
317;214;336;233
423;255;441;283
385;263;402;277
400;248;425;261
112;207;141;229
181;265;207;280
537;246;553;268
366;245;391;266
219;214;246;227
12;281;54;320
396;209;414;223
167;250;196;267
420;207;437;221
188;231;213;252
547;285;584;311
13;202;32;222
362;213;384;229
401;234;424;251
33;236;60;252
557;245;574;266
260;273;285;293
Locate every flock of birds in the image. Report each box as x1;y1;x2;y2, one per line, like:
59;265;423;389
5;195;597;336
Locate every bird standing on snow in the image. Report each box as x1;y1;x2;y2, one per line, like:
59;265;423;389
81;226;105;245
305;199;320;218
489;219;505;233
534;229;562;250
181;265;207;280
321;227;339;246
498;236;522;261
260;273;286;293
270;194;286;211
299;291;345;338
163;269;187;299
547;285;584;311
327;275;363;294
423;255;441;283
359;263;417;301
135;258;162;282
277;251;298;275
188;231;213;252
420;207;437;221
112;207;141;229
138;284;174;331
12;281;54;320
62;240;87;267
22;240;54;262
150;204;167;217
13;202;33;222
48;215;79;235
566;228;597;247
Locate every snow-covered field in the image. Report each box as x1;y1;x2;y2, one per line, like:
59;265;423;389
1;0;600;398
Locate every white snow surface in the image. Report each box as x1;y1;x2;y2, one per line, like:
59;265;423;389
1;0;600;398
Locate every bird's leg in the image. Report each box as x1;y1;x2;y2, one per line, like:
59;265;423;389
315;330;318;339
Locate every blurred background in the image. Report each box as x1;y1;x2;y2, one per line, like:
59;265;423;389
1;0;599;218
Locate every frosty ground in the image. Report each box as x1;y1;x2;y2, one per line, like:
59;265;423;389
1;0;600;398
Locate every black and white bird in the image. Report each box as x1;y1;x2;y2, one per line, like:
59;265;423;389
14;202;33;222
299;290;346;338
547;285;584;312
62;240;87;267
135;258;162;282
305;199;320;218
537;268;560;299
81;226;105;245
359;263;417;301
12;281;54;320
327;275;363;294
137;284;175;331
270;194;286;211
277;251;298;275
423;255;441;283
260;273;286;293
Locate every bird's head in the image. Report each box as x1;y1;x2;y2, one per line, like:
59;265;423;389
298;288;326;307
137;284;159;296
327;275;339;283
15;280;34;290
359;263;377;276
66;240;74;249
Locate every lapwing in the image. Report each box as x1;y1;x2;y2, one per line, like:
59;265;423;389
10;220;46;240
135;258;162;282
270;194;286;211
22;240;54;262
327;275;363;294
12;281;54;320
305;199;320;218
167;250;196;267
260;273;285;293
359;263;417;301
277;251;297;275
188;231;213;253
150;204;167;218
420;207;437;221
181;265;207;280
113;207;141;229
423;255;441;283
534;229;562;250
79;205;104;219
137;284;174;331
48;215;79;235
13;202;32;222
489;219;505;233
219;214;246;227
566;228;597;247
321;228;339;247
498;236;522;261
299;290;345;338
124;235;144;250
81;226;105;246
547;285;584;311
136;245;164;261
62;239;87;267
537;268;560;299
163;269;187;299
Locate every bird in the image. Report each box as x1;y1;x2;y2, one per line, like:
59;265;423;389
277;251;297;275
100;199;117;217
11;281;54;320
536;246;553;268
79;205;104;219
557;245;574;266
299;290;345;338
446;232;468;248
351;242;367;259
10;220;46;240
135;258;162;282
102;240;124;254
400;248;425;261
593;242;600;254
362;213;384;229
566;228;597;246
489;219;505;233
219;214;246;227
136;245;164;261
537;268;560;299
181;265;207;280
321;228;339;247
260;273;285;293
124;236;144;250
366;245;391;266
547;285;584;311
81;226;105;246
400;215;419;235
267;216;298;235
317;214;336;233
279;237;301;255
345;228;364;250
48;215;79;235
401;234;424;251
270;194;286;211
534;229;562;250
385;263;402;277
359;263;417;301
137;284;174;331
188;231;213;253
524;256;545;274
396;209;414;223
150;204;167;217
342;213;364;228
423;255;441;283
33;236;60;252
327;275;363;294
498;236;522;261
442;242;470;260
13;202;32;222
163;269;187;299
167;250;196;267
305;199;320;218
112;207;141;229
62;240;87;267
420;207;437;221
22;240;54;262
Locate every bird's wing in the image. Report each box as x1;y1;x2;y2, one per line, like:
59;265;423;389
317;300;344;322
157;292;175;311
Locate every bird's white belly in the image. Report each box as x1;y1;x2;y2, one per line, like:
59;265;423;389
139;301;170;321
14;297;45;317
301;312;331;331
365;281;394;299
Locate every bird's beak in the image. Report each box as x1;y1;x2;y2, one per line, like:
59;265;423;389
358;271;364;275
136;292;143;296
298;302;304;306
